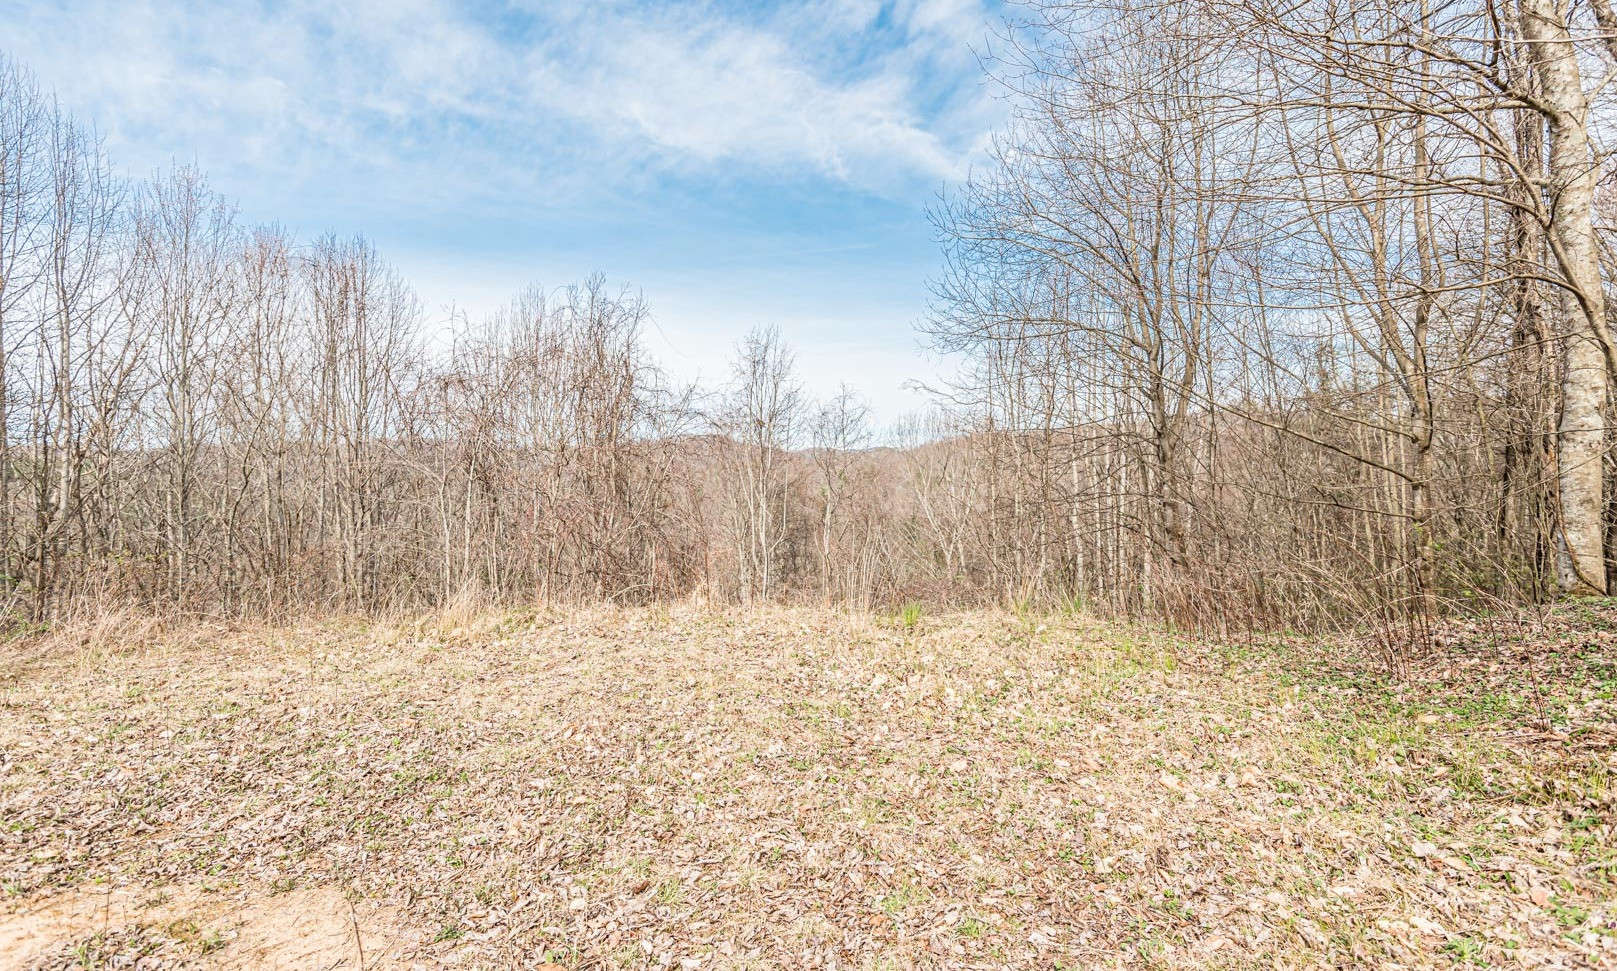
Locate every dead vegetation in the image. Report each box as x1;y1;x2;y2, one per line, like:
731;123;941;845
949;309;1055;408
1;604;1614;968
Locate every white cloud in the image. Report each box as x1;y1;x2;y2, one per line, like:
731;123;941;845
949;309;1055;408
515;2;980;184
4;0;997;199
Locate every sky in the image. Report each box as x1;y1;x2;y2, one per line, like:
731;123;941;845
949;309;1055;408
1;0;1007;424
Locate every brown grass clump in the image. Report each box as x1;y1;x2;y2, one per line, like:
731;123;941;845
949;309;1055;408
0;604;1613;967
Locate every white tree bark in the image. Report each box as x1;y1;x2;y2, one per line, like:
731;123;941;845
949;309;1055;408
1520;0;1610;594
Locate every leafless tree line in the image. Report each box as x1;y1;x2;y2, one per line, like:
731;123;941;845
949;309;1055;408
923;0;1617;633
8;0;1617;631
0;55;986;620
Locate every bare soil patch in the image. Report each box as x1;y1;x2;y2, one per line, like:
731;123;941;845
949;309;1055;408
1;881;405;968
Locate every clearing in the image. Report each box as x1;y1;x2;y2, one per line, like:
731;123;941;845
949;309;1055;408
0;605;1614;968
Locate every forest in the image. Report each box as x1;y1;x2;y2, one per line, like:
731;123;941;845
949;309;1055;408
2;0;1617;647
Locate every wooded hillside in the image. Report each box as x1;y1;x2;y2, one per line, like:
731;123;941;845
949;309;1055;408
2;0;1617;642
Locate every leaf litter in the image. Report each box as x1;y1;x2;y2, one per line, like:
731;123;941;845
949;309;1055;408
0;603;1613;967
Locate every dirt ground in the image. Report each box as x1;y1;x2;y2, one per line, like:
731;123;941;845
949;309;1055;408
1;603;1613;967
0;881;405;968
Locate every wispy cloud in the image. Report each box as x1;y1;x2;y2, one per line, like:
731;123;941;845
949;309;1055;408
518;1;974;185
4;0;997;205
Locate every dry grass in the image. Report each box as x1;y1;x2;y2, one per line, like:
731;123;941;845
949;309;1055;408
1;603;1614;968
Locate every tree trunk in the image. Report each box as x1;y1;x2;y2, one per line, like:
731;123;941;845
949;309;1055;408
1520;0;1610;595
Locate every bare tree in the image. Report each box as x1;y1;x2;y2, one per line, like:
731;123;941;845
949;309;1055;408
716;326;802;603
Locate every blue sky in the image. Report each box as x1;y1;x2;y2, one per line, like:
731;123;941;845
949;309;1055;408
3;0;1006;423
